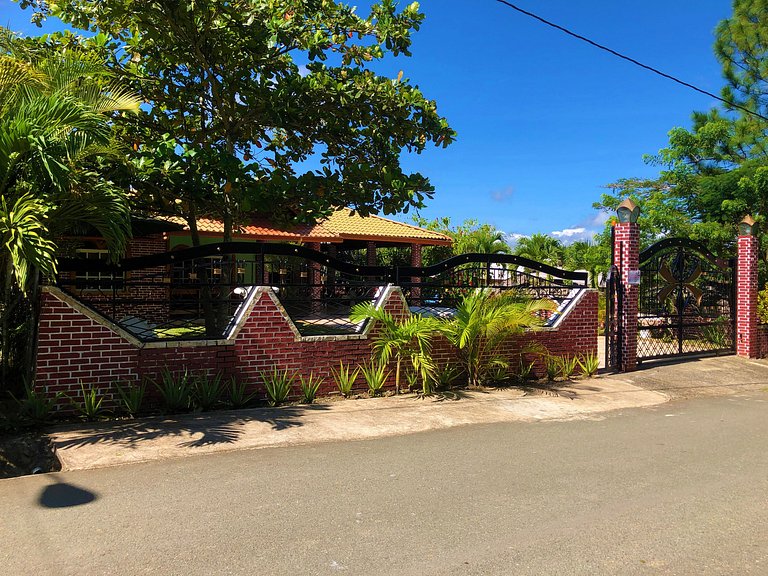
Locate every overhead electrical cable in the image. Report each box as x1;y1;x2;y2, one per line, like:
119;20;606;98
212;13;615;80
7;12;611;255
495;0;768;123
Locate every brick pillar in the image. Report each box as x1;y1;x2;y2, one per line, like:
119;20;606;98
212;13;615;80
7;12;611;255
736;233;759;358
613;222;639;371
366;241;377;266
307;242;323;314
410;243;422;306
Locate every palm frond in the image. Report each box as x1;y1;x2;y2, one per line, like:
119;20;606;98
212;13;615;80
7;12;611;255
0;193;58;292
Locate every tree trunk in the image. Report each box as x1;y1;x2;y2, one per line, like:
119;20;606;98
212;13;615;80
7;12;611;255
22;267;41;388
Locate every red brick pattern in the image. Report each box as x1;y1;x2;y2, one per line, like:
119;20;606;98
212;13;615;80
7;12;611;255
613;222;640;371
35;285;598;411
736;235;759;358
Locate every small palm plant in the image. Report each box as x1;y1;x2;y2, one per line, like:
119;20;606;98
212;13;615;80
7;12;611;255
441;289;554;387
350;302;441;395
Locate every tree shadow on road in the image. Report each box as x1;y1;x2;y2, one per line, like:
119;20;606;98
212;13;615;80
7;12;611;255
51;404;332;451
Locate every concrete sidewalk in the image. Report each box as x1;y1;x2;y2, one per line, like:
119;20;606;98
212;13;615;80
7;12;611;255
48;377;667;471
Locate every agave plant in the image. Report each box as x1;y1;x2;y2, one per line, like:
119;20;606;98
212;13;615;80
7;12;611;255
331;362;359;398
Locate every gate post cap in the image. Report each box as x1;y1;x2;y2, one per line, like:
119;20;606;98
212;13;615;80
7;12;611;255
739;215;757;236
617;198;640;224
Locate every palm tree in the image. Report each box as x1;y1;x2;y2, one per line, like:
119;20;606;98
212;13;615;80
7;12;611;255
563;240;607;288
456;225;511;255
441;289;554;387
514;233;565;267
0;36;139;386
350;302;442;395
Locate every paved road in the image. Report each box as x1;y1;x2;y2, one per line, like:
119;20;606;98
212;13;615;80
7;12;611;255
2;393;768;575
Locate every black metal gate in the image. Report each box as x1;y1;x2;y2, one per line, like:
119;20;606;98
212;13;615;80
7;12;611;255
637;238;735;362
604;264;623;370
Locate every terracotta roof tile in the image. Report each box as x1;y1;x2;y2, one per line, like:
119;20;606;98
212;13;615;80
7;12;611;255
158;209;452;246
161;216;340;242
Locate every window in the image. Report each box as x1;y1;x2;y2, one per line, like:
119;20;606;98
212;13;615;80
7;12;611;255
75;248;111;282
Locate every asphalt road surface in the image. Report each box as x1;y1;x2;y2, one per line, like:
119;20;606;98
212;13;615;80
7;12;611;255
2;393;768;575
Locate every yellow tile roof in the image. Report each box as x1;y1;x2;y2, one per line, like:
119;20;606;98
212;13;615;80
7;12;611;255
159;209;452;246
321;208;452;245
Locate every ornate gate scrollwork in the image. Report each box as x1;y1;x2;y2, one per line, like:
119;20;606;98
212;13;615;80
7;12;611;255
637;238;734;361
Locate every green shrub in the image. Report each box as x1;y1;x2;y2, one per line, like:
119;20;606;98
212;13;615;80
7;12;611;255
227;377;258;409
559;355;579;380
702;317;730;352
405;369;419;392
331;362;359;398
299;374;323;404
192;372;224;411
485;359;510;386
432;364;461;390
516;358;535;382
360;362;388;397
262;368;295;406
154;368;192;413
69;382;108;421
11;384;60;424
577;353;600;378
597;292;606;336
116;381;146;417
759;284;768;323
545;355;562;382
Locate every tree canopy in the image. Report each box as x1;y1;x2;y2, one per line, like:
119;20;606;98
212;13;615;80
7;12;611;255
19;0;455;244
594;0;768;273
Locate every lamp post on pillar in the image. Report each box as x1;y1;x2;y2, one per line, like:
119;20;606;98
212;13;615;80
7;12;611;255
736;215;759;358
614;198;640;372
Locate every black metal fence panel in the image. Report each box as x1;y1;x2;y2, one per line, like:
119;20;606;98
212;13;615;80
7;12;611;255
54;243;589;342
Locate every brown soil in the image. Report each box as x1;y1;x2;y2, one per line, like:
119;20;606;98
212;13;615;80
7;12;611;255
0;432;61;479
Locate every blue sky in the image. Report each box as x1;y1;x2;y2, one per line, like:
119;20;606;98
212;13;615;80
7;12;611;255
2;0;733;242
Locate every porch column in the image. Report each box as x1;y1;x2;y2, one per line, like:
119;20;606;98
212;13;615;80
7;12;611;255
307;242;323;314
613;200;640;372
736;217;759;358
366;241;377;266
410;243;422;306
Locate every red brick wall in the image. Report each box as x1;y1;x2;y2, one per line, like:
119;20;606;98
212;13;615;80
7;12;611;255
736;235;760;358
613;222;639;371
35;286;598;412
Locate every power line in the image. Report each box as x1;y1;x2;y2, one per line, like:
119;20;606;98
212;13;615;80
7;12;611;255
495;0;768;123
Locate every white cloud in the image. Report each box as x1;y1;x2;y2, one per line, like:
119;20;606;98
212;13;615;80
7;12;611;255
503;232;527;248
550;227;599;244
491;187;514;202
551;227;586;238
587;211;610;227
297;64;310;77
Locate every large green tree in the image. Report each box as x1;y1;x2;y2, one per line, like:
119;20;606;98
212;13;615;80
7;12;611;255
20;0;455;244
594;1;768;268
